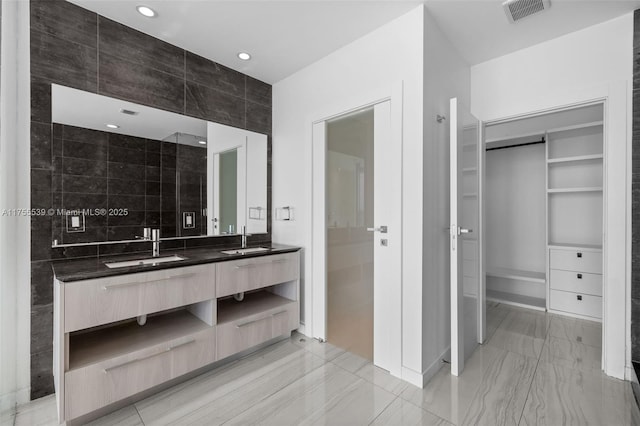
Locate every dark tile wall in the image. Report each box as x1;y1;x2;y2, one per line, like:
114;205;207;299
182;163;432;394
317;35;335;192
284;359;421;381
50;124;207;244
30;0;272;398
633;9;640;362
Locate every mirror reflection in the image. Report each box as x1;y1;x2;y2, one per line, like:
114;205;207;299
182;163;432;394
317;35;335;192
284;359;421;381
51;85;267;246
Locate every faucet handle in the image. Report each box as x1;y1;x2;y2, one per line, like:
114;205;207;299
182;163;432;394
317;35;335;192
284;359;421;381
135;227;152;240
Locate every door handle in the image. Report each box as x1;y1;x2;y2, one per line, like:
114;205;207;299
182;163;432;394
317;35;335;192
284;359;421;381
459;228;473;234
367;226;388;233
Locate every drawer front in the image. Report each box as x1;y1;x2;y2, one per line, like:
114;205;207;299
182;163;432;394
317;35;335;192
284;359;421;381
271;303;298;337
64;264;215;332
216;252;300;298
65;328;215;420
549;289;602;319
549;269;602;296
549;249;602;274
216;314;273;360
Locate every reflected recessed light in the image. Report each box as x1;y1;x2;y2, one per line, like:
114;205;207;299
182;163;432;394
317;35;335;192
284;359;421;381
136;5;156;17
237;52;251;61
106;124;119;129
198;141;207;145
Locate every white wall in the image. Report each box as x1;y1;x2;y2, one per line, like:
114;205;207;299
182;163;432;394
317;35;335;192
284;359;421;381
272;5;426;381
0;0;32;412
471;13;633;379
422;9;470;378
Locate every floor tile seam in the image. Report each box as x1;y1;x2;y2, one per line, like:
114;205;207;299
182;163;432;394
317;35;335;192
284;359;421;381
396;394;454;425
516;343;543;426
366;395;399;425
545;334;603;350
133;404;146;426
355;369;407;396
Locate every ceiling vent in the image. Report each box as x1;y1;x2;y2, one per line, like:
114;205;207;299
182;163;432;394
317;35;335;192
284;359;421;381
119;108;139;116
503;0;550;23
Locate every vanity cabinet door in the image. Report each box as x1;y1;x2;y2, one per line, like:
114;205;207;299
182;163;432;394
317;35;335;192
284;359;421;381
216;252;299;297
271;304;298;338
64;264;215;332
216;314;273;360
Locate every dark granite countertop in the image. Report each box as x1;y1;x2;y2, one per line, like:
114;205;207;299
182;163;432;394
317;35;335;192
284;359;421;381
51;243;301;282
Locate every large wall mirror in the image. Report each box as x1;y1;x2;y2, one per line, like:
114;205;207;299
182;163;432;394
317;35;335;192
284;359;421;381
51;84;268;246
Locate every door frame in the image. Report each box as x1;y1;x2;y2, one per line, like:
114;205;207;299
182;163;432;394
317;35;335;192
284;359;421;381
310;82;403;378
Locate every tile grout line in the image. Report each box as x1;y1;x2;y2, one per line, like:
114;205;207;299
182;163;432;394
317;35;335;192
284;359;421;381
516;317;550;426
133;404;145;426
367;395;399;426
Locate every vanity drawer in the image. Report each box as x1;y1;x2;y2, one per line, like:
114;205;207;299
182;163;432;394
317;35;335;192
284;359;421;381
549;289;602;319
65;328;215;420
64;264;216;332
549;249;602;274
549;269;602;296
216;301;297;360
216;253;299;297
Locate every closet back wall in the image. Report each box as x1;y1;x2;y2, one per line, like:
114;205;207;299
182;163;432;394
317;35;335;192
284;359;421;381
30;0;272;399
486;144;546;273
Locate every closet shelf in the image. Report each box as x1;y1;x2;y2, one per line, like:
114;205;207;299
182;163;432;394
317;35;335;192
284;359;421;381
547;187;602;193
546;121;603;135
547;154;603;164
486;268;546;284
548;243;602;251
485;130;544;145
486;290;546;311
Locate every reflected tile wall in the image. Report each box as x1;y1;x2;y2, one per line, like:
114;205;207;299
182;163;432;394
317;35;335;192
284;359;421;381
30;0;272;398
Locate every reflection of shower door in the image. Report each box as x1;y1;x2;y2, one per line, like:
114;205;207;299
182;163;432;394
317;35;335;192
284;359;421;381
313;99;400;373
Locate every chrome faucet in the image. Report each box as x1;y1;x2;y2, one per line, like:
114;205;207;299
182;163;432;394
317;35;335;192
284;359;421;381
136;227;161;257
241;225;251;249
151;228;160;257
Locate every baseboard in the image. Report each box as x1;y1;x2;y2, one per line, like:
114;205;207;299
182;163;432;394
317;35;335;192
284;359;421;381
401;346;450;389
0;386;29;415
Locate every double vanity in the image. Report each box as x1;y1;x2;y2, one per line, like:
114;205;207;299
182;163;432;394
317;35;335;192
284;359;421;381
52;245;300;423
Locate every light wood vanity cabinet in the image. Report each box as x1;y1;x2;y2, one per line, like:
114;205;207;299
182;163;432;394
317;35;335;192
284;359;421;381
54;250;300;424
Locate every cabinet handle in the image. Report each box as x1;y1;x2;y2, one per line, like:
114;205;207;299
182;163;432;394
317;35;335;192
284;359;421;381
235;259;288;269
102;273;196;290
236;317;268;328
271;310;288;317
577;274;583;279
577;295;583;301
103;339;196;373
577;252;583;258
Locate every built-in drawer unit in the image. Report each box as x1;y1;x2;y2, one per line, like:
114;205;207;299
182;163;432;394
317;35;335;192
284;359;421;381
549;289;602;319
549;248;602;274
64;264;216;332
548;246;602;319
64;311;215;420
549;269;602;297
216;292;298;360
216;252;299;298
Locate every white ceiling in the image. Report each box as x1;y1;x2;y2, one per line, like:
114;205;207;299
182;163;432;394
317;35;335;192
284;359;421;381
68;0;640;84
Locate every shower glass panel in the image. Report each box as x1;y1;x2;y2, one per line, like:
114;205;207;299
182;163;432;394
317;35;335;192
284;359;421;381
326;107;374;360
219;149;238;234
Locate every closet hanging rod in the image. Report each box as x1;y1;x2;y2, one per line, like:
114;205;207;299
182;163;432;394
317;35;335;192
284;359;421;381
485;137;545;152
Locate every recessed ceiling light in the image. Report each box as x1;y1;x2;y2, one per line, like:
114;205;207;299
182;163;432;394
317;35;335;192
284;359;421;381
198;141;207;145
136;5;156;18
237;52;251;61
106;124;119;129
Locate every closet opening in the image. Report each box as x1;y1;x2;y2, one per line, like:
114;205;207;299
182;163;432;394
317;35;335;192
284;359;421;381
483;102;604;363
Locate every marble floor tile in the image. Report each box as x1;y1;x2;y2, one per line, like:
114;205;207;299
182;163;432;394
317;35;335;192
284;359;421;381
521;362;640;426
13;395;57;426
498;308;550;339
548;315;602;347
305;377;396;425
0;412;15;426
162;351;325;425
356;363;409;396
299;338;346;362
85;405;143;426
400;345;508;425
540;335;602;373
371;397;452;426
223;363;359;425
486;303;510;340
461;349;537;425
486;327;545;359
331;350;370;373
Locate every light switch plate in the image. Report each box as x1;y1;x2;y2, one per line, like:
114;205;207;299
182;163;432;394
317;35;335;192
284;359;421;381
66;211;85;233
183;212;195;229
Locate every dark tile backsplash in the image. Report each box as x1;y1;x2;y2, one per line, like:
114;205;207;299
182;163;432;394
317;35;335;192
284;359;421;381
633;9;640;362
29;0;272;398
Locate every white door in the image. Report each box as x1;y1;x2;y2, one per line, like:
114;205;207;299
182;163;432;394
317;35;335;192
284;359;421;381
450;98;484;376
312;99;400;374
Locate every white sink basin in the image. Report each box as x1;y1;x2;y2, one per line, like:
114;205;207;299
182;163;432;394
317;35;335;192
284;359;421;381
105;255;186;269
221;247;270;255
